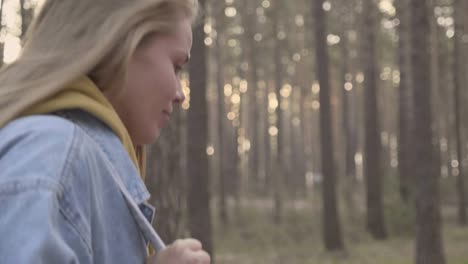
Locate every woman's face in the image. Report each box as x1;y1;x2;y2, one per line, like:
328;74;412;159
108;19;192;145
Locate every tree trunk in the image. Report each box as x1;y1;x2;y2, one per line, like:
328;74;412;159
236;62;249;210
396;0;414;204
410;0;446;263
313;0;344;251
214;8;228;226
240;0;261;194
465;0;468;82
271;0;285;224
0;0;5;65
264;80;272;196
453;0;467;226
187;0;213;256
297;65;310;196
339;8;358;223
19;0;33;39
362;0;387;240
293;88;307;196
429;0;442;188
287;7;307;197
433;1;450;192
146;108;185;243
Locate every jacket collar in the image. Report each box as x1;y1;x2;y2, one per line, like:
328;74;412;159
58;110;150;204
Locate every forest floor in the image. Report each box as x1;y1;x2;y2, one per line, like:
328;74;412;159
213;198;468;264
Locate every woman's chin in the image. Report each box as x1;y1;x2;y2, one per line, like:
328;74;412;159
133;127;161;146
152;124;164;141
152;129;161;142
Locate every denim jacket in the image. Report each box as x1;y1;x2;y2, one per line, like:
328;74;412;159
0;110;163;263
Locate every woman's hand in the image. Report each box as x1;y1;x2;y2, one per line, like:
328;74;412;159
146;238;211;264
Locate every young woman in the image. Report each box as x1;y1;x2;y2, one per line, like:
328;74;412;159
0;0;210;263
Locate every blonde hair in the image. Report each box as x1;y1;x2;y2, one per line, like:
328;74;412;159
0;0;199;127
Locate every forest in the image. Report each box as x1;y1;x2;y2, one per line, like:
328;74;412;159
1;0;468;263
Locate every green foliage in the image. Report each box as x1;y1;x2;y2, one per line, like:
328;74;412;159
379;169;416;237
385;199;415;236
213;200;468;264
215;205;320;253
439;176;459;205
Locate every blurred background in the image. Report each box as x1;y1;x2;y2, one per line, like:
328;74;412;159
2;0;468;263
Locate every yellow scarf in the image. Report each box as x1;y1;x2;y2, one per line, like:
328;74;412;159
21;76;145;178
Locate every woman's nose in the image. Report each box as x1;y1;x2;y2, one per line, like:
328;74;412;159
173;89;186;104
